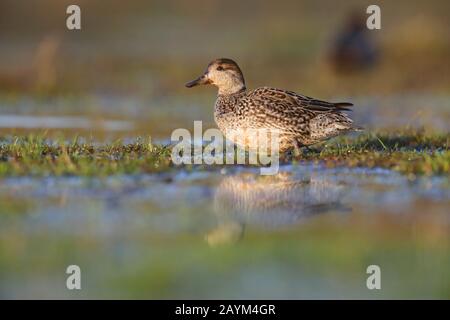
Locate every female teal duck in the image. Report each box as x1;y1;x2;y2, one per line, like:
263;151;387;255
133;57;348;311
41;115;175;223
186;58;361;152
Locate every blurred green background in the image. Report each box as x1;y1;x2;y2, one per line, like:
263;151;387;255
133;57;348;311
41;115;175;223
0;0;449;138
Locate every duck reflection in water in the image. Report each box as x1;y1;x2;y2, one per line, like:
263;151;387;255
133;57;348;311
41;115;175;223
206;171;351;246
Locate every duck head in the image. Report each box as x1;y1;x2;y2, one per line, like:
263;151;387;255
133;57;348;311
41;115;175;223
185;58;246;95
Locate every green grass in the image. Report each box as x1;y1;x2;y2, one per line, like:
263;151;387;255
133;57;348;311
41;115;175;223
0;130;448;177
299;130;450;176
0;135;172;176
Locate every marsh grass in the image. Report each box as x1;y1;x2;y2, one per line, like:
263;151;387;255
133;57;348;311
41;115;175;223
0;130;448;177
300;130;450;176
0;135;172;176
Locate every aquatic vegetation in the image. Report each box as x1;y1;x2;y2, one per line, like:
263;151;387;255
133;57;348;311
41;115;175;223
0;129;448;177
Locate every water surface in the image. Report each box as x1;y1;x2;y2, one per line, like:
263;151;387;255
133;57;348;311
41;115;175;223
1;165;448;298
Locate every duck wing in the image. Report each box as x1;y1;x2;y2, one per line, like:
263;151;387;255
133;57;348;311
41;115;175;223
249;87;353;114
244;87;316;133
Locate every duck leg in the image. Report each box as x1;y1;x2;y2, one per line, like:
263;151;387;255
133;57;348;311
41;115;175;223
289;140;303;159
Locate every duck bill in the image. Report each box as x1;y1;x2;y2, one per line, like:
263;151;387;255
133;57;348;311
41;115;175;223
185;74;211;88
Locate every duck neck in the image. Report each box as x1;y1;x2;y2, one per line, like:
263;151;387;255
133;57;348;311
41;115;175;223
218;85;246;96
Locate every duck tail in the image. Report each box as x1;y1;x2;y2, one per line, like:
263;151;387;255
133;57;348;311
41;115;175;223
334;102;353;111
351;125;364;132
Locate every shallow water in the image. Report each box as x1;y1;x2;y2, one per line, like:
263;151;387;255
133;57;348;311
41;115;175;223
0;114;134;131
0;93;449;139
0;164;449;298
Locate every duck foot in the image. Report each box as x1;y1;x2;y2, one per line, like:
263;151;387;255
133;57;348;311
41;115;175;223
279;148;300;162
279;152;292;163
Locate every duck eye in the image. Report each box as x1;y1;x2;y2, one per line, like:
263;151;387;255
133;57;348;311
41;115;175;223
216;66;224;71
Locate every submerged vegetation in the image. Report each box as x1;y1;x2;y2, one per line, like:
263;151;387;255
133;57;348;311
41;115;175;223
0;130;448;177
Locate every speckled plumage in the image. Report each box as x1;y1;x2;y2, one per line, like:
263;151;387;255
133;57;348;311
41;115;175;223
186;58;361;152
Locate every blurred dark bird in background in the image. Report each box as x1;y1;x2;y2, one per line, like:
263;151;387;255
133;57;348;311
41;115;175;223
329;11;379;73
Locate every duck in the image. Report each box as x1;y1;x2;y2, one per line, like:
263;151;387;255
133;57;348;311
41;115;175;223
186;58;361;152
329;11;378;73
